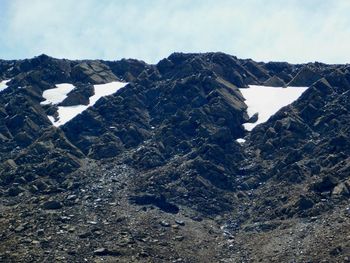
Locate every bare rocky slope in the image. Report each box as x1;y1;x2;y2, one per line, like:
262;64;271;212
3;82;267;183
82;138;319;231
0;53;349;262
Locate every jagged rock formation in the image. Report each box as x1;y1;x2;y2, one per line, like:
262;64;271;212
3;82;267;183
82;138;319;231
0;53;349;262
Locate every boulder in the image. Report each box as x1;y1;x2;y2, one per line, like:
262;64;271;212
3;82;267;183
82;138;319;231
93;248;121;256
8;186;24;196
312;175;338;192
71;62;117;84
287;66;322;87
89;142;123;159
243;60;270;81
130;194;179;214
312;78;334;95
332;183;350;197
42;200;63;210
297;195;314;210
157;58;174;74
263;75;285;87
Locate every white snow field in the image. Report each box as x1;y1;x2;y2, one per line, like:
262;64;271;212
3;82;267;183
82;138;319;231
240;85;308;131
41;83;75;105
42;81;128;126
0;79;11;93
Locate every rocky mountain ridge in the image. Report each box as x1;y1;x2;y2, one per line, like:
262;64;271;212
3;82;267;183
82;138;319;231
0;53;349;262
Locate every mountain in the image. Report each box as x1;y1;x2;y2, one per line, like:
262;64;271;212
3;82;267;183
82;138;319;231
0;52;349;262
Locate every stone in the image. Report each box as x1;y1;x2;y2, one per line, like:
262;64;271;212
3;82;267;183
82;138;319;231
287;66;322;87
247;113;259;123
94;248;108;256
263;75;285;87
160;221;170;227
139;250;150;257
175;219;185;226
332;183;350;197
66;194;77;200
93;248;120;256
297;195;314;210
78;232;92;238
313;175;338;192
157;58;174;74
174;235;185;241
42;200;63;210
130;194;179;214
8;186;23;196
14;224;26;233
329;246;342;256
37;229;45;236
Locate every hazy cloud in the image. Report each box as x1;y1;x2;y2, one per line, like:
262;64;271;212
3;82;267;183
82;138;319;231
0;0;349;64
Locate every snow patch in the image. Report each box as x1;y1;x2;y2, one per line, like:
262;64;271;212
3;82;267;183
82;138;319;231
47;115;56;124
0;79;11;93
240;85;308;131
90;82;127;105
54;105;87;126
46;81;127;126
236;138;246;144
41;83;75;105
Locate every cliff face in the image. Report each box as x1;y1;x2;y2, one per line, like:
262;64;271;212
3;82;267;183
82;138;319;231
0;53;349;262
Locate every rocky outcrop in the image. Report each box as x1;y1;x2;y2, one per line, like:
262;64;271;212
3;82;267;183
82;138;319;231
264;75;285;87
287;66;322;86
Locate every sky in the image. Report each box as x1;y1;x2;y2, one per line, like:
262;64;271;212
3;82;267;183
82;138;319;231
0;0;349;64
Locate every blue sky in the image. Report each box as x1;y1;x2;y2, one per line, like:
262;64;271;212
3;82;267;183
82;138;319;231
0;0;349;64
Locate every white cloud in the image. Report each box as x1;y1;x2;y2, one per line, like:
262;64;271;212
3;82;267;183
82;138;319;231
1;0;350;64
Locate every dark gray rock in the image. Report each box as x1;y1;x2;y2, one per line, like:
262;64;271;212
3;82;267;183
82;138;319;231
297;195;314;210
42;200;63;210
264;75;285;87
312;175;338;192
287;66;322;87
7;186;24;196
